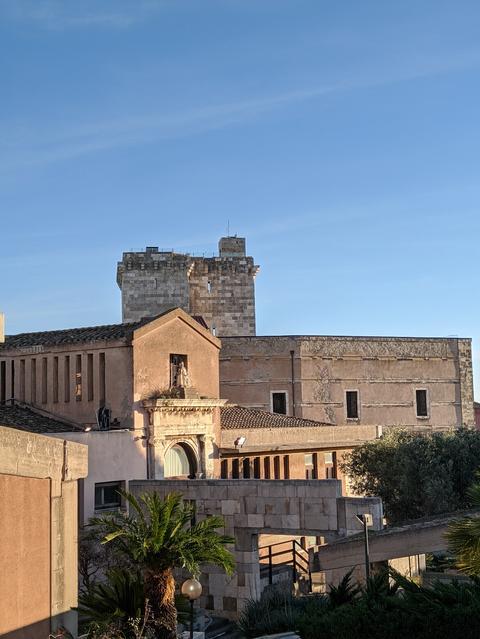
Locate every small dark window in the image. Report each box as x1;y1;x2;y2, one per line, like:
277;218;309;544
0;361;5;404
41;357;48;404
272;392;287;415
87;353;94;401
346;391;359;419
242;458;251;478
283;455;290;479
75;354;82;401
232;458;240;479
94;481;123;511
416;389;428;418
273;455;281;479
253;457;261;479
264;457;271;479
220;460;228;479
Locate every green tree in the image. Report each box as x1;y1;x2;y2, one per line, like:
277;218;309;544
341;428;480;523
447;480;480;575
92;491;235;639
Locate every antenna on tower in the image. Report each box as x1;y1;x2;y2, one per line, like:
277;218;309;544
227;219;230;237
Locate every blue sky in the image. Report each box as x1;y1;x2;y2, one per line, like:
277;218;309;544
1;0;479;395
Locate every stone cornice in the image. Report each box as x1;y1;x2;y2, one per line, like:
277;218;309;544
143;398;228;414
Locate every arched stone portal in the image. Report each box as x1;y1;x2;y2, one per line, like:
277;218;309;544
164;442;197;479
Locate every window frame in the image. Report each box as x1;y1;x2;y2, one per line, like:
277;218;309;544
415;388;430;419
94;480;125;512
345;389;360;420
270;390;289;415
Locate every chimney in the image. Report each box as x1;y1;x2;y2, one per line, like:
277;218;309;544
0;313;4;343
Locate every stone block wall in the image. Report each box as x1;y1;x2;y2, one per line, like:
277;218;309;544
130;479;382;618
117;238;259;336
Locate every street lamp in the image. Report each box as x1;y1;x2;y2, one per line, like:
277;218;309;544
355;513;373;580
181;577;202;639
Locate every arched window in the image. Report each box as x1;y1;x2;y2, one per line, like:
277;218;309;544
165;443;196;478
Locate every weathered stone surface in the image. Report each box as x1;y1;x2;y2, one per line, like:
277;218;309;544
117;238;259;337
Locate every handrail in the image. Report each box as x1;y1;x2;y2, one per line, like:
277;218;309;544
260;539;312;592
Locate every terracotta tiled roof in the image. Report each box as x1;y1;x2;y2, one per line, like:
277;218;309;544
0;311;209;350
0;404;84;433
220;405;332;430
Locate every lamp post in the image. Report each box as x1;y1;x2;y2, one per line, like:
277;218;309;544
355;513;373;581
181;577;202;639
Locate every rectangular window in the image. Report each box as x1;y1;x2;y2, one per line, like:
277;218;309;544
10;360;15;401
416;389;429;418
75;354;82;401
94;481;124;511
64;355;70;402
242;457;251;479
41;357;48;404
20;359;25;401
87;353;94;401
99;352;106;405
324;452;337;479
264;456;271;479
31;359;37;404
53;357;59;403
273;455;281;479
305;453;314;479
272;391;287;415
253;457;261;479
0;361;5;404
346;390;359;419
283;455;290;479
232;458;240;479
220;459;228;479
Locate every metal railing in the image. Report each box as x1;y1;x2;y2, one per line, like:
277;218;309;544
259;539;312;592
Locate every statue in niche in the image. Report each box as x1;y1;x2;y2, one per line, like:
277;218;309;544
177;361;190;388
170;355;190;388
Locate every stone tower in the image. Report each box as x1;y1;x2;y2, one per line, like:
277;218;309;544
117;237;259;336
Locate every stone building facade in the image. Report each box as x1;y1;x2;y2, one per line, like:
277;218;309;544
220;335;475;430
117;236;259;336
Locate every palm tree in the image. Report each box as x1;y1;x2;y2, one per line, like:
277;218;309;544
91;491;235;639
446;481;480;576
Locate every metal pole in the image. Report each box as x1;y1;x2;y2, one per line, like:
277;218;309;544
292;540;297;584
268;546;273;585
364;517;370;580
189;598;194;639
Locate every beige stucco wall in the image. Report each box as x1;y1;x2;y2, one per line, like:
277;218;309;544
0;340;133;429
220;336;474;429
0;426;87;638
0;474;51;639
132;313;221;430
51;429;148;523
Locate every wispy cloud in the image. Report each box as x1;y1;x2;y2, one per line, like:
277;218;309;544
0;0;166;30
2;49;480;174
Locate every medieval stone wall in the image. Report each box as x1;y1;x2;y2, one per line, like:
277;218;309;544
117;238;259;336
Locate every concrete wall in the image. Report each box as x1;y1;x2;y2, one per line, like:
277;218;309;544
0;474;51;639
52;429;147;523
220;336;475;429
0;426;87;638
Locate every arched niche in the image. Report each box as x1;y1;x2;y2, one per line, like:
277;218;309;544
164;442;197;479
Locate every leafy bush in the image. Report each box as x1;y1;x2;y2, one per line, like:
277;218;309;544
341;428;480;523
297;571;480;639
236;586;328;638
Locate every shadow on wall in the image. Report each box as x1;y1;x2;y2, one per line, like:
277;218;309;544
1;613;72;639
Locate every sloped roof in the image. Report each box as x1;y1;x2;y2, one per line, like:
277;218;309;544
0;404;84;434
220;405;332;430
0;310;209;350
